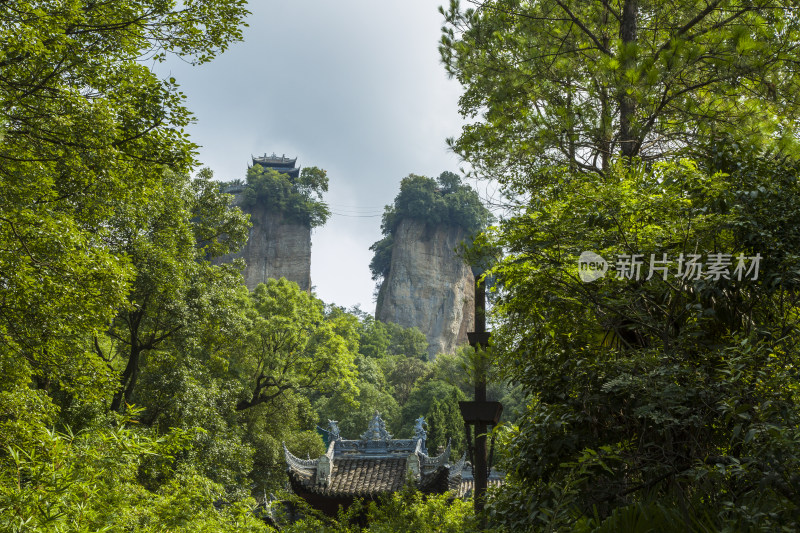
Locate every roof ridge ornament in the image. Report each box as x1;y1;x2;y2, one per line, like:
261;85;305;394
283;442;318;472
449;452;467;478
421;439;451;472
360;411;392;441
327;420;341;441
413;416;427;442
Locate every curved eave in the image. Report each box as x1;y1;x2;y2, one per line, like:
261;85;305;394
420;440;451;472
252;157;297;167
284;443;319;474
448;452;467;478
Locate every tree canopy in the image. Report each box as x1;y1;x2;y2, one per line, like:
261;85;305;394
441;0;800;177
233;164;330;228
233;278;359;412
0;0;250;404
481;153;800;529
442;1;800;530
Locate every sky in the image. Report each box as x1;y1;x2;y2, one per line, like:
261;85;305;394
156;0;470;311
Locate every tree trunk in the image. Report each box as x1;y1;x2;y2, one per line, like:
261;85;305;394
600;5;612;171
111;343;141;412
618;0;639;158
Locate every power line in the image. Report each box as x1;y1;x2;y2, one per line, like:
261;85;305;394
327;208;385;214
330;212;384;218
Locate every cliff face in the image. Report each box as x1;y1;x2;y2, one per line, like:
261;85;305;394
375;219;475;359
220;192;312;291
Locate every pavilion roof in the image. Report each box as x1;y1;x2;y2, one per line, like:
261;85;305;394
284;413;462;499
251;153;300;178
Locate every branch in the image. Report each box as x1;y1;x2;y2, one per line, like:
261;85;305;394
552;0;612;56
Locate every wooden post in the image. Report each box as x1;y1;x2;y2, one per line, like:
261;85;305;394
474;277;487;524
462;276;501;529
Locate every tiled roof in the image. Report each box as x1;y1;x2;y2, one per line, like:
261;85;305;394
452;477;504;498
252;154;297;166
288;457;408;497
284;414;465;500
450;466;505;498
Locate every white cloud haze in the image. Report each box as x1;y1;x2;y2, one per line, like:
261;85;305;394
156;0;466;310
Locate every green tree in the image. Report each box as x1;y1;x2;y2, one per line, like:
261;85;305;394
384;323;429;360
315;377;401;440
102;169;248;412
397;380;464;438
352;310;429;360
425;388;467;460
384;356;431;406
0;417;269;533
243;390;326;494
242;165;330;228
354;312;393;359
0;2;263;528
441;0;800;176
366;490;476;533
484;155;800;530
368;235;394;282
233;279;359;412
443;2;800;529
278;489;476;533
0;0;248;413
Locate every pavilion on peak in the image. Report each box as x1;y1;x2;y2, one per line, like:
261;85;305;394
251;152;300;178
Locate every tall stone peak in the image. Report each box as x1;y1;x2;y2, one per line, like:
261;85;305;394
375;219;475;359
221;192;312;291
215;154;313;291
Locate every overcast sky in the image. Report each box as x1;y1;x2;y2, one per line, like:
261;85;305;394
157;0;469;311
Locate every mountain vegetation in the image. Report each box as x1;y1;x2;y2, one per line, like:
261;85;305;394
8;0;800;531
221;164;331;229
0;0;483;530
369;172;492;282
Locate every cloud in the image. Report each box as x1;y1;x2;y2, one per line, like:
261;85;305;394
156;0;466;310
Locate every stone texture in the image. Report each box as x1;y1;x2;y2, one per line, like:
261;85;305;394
376;219;475;359
218;191;311;291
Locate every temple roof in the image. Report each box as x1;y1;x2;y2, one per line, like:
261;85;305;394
252;153;300;178
450;464;504;498
284;413;461;500
288;457;408;497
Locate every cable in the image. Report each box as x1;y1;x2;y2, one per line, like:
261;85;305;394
330;212;384;218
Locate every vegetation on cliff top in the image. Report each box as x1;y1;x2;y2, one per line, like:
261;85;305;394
220;164;331;229
369;172;492;282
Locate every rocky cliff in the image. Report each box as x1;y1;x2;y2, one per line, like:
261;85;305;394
375;219;475;359
219;191;312;291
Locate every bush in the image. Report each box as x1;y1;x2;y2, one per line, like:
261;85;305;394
239;164;330;228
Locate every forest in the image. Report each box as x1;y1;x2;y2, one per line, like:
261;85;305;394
3;0;800;532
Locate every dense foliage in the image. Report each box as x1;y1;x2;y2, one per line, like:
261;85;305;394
0;0;493;530
482;155;800;530
440;0;800;175
226;164;330;228
442;1;800;531
0;0;265;529
369;172;492;281
277;488;477;532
